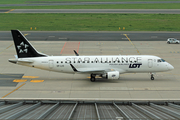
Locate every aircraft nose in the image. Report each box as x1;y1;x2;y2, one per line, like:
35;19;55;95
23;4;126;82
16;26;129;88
168;64;174;70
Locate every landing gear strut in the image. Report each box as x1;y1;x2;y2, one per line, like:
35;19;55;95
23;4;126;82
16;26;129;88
150;73;154;80
90;74;96;82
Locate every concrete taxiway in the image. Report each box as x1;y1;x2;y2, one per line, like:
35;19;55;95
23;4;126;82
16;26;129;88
1;9;180;14
0;1;180;7
0;31;180;41
0;32;180;100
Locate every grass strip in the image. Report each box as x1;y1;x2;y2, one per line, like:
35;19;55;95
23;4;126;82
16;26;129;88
1;3;180;9
0;13;180;31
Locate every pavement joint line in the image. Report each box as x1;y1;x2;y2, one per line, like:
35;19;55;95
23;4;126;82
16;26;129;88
123;34;141;55
60;42;67;54
1;83;26;98
87;77;102;78
4;9;15;13
77;42;80;53
164;73;180;76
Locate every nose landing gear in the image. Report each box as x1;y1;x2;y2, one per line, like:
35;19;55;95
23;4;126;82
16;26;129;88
150;73;155;80
151;75;154;80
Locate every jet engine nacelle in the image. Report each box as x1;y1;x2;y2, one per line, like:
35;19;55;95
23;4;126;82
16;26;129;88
102;71;120;80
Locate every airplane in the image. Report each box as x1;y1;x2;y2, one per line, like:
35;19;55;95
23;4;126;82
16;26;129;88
9;30;174;82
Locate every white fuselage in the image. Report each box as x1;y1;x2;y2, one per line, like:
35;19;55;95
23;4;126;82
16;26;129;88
10;30;174;81
16;55;174;74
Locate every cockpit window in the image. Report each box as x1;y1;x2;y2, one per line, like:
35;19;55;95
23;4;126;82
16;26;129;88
157;59;161;62
161;59;165;62
157;59;165;62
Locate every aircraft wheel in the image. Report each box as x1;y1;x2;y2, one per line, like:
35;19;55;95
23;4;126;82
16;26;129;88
90;74;96;82
167;42;170;44
150;73;155;80
90;77;96;82
151;76;154;80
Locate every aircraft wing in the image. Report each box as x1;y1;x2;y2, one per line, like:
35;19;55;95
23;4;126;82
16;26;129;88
70;64;125;74
70;64;107;73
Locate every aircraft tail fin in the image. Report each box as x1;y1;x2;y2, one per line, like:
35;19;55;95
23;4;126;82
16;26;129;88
11;30;47;58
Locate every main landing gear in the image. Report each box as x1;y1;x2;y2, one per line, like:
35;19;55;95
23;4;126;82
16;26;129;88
90;74;96;82
150;73;155;80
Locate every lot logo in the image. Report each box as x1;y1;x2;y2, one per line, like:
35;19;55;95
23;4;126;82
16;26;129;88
129;63;142;68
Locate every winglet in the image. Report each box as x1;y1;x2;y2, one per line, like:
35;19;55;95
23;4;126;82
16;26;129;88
73;50;79;56
70;64;78;72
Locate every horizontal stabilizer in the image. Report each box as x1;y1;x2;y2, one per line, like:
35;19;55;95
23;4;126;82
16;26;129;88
9;59;34;64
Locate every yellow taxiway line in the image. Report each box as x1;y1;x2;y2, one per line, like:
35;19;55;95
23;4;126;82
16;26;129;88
0;44;13;55
123;34;141;55
5;9;15;13
2;83;26;98
0;33;27;55
13;79;27;82
23;76;39;78
30;80;44;83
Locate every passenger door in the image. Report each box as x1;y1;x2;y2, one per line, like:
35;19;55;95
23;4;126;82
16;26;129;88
148;59;153;68
49;60;54;69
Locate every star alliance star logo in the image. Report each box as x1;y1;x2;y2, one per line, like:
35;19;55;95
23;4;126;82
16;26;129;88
17;42;29;53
